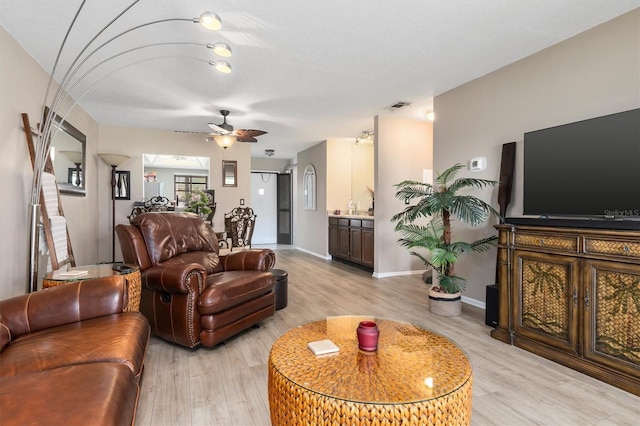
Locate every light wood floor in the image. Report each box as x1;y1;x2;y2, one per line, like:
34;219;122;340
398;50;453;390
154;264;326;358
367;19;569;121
135;248;639;426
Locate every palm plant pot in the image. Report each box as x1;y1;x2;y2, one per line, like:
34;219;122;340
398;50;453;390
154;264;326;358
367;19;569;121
428;288;462;316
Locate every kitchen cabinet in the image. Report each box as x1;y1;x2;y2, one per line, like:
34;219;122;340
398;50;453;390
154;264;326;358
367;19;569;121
329;217;374;269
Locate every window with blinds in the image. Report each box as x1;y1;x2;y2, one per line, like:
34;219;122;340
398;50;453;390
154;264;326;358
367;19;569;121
174;174;208;203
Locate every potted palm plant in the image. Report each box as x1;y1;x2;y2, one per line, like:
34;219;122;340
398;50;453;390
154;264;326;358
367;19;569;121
391;163;499;316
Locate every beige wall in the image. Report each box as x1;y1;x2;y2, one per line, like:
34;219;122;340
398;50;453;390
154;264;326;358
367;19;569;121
296;142;328;258
433;9;640;304
327;139;353;214
375;115;433;277
351;142;374;213
0;27;99;299
251;157;291;173
326;140;374;214
98;125;252;260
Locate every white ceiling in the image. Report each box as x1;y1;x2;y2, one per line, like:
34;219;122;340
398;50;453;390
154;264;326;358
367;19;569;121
1;1;637;159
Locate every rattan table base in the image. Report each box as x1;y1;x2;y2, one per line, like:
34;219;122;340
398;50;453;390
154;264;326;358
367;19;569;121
268;316;473;426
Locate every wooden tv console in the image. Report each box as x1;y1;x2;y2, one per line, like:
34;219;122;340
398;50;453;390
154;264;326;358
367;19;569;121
491;220;640;395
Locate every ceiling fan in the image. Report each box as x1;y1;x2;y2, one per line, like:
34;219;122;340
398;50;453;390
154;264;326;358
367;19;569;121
207;110;267;143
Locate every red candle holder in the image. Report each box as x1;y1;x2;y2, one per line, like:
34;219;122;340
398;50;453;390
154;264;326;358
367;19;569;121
357;321;379;351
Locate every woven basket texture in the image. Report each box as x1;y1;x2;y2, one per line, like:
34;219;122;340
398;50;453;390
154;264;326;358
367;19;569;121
268;317;472;425
521;259;569;339
594;269;640;365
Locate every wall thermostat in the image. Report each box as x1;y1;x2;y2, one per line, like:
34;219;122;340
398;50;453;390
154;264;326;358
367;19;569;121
469;157;487;171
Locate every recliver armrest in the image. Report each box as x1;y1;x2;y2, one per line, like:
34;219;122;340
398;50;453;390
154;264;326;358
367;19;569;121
218;249;276;272
141;263;206;294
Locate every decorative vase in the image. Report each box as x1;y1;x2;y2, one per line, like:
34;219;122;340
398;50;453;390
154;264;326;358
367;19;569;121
357;321;379;351
428;288;462;316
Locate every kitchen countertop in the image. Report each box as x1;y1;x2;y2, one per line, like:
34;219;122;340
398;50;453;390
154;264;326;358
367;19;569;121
328;214;374;219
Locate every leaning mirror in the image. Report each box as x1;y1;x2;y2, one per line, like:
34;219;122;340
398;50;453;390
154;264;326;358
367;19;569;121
47;107;86;196
222;160;237;187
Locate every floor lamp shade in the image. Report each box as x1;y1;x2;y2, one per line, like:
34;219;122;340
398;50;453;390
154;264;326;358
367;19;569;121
98;153;130;167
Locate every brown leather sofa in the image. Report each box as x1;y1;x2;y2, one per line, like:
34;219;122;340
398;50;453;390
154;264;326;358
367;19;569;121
0;276;150;426
115;212;276;348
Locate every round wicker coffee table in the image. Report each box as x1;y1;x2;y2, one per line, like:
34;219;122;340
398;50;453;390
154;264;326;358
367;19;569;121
268;316;473;426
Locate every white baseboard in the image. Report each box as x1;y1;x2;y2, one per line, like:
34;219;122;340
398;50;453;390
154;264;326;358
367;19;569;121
462;295;485;310
296;247;331;260
373;270;426;279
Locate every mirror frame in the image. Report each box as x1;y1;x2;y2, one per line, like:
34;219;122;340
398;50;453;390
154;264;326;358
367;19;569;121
222;160;237;187
303;164;316;210
45;106;87;196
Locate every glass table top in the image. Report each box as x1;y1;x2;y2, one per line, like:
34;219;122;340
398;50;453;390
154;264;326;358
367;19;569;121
269;315;472;404
44;264;139;281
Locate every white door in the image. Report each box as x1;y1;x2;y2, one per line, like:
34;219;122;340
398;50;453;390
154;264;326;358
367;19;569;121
250;172;278;244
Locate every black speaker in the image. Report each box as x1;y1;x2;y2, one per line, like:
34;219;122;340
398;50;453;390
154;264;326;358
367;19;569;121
485;284;499;327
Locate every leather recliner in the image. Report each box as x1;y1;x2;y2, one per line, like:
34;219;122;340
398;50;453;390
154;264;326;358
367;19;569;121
115;212;276;348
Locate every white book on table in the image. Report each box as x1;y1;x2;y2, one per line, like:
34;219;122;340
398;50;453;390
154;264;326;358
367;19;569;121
58;270;88;277
307;339;339;355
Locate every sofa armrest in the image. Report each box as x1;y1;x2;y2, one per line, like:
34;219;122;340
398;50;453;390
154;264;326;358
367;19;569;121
0;275;127;349
141;263;206;294
217;249;276;272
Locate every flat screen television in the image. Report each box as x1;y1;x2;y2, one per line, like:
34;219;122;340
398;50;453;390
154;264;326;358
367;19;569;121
524;108;640;220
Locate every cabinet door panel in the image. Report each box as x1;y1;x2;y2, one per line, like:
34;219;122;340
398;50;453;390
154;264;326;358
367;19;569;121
337;226;350;258
583;259;640;378
362;228;374;267
513;250;580;354
350;228;362;263
328;224;338;256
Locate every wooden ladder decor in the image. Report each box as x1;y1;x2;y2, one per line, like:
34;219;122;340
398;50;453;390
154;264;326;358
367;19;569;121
22;112;76;271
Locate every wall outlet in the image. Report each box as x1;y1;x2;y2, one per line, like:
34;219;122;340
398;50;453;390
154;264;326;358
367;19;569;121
240;198;245;205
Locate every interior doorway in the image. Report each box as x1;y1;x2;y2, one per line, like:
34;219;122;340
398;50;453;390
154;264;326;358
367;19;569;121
250;172;278;244
277;173;292;244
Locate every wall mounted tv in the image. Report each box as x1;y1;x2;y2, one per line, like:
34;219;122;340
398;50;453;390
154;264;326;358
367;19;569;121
524;108;640;220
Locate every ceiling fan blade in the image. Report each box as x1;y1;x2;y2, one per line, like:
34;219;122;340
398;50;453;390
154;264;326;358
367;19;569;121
237;135;258;143
207;123;229;134
236;129;267;138
175;130;212;135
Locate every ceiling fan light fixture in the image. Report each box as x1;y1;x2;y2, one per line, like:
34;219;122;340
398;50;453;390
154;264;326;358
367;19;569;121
208;42;232;58
197;12;222;31
210;60;232;74
213;134;237;149
425;110;435;121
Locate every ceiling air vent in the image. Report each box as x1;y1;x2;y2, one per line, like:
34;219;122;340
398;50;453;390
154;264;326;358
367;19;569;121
384;101;412;112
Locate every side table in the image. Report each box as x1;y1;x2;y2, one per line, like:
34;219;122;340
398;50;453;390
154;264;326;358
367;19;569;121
43;264;141;312
271;269;288;310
